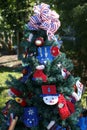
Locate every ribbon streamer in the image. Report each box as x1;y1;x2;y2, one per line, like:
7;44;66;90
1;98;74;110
27;3;61;40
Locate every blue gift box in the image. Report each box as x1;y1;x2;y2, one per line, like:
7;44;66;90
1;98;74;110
21;107;39;128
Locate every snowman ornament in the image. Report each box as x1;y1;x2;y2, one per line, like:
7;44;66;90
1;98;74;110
41;85;59;105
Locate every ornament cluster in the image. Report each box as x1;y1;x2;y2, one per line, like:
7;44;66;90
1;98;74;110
1;3;85;130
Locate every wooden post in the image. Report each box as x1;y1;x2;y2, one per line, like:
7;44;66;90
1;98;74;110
8;116;18;130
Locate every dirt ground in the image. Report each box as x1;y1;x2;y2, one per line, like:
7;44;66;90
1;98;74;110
0;55;22;67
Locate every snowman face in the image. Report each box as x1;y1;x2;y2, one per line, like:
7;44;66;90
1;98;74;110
43;96;58;105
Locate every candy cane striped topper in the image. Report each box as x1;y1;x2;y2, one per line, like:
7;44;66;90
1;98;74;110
27;3;61;40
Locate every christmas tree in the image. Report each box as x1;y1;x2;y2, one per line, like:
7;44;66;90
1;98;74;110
0;3;85;130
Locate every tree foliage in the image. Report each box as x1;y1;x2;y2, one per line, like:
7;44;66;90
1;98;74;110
0;0;35;31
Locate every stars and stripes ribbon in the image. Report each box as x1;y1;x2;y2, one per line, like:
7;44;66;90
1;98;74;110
27;3;61;40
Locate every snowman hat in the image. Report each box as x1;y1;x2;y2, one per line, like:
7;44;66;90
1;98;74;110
40;85;59;97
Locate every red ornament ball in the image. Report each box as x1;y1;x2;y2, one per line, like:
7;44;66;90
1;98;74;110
35;37;44;46
51;46;60;57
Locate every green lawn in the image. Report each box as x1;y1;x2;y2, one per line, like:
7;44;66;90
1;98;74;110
0;66;22;109
81;90;87;109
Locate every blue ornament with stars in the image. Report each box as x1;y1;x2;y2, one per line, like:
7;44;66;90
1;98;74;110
21;107;39;127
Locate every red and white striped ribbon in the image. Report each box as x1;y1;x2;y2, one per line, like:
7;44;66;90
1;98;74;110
28;3;61;40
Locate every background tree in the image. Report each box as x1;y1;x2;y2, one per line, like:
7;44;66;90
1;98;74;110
0;0;35;55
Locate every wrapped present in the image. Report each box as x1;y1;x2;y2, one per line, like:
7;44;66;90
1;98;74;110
57;94;71;120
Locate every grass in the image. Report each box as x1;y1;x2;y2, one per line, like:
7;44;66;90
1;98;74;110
0;66;22;109
81;91;87;109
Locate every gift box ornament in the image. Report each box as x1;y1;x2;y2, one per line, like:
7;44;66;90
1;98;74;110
41;85;59;105
57;94;71;120
57;94;75;120
21;107;39;128
66;100;75;114
36;46;60;64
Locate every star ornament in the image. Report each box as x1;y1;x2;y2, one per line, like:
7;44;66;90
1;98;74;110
51;46;60;57
28;109;34;115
